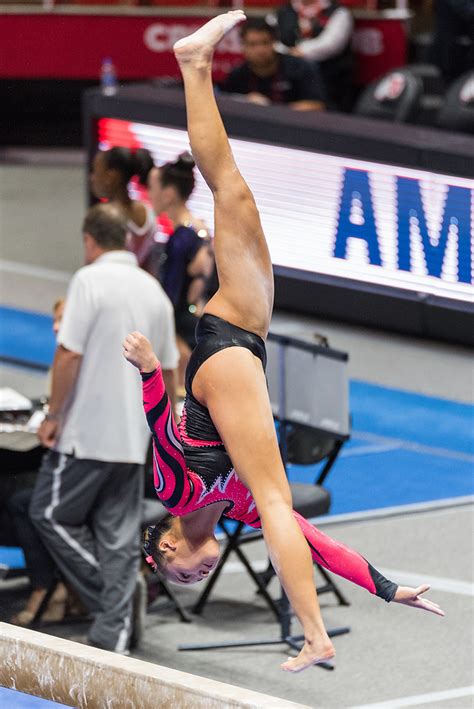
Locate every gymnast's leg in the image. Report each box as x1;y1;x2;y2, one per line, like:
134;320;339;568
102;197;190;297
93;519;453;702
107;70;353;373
174;13;336;672
174;11;273;339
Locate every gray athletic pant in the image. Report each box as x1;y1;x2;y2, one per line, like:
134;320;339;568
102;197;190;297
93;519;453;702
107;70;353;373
30;450;143;652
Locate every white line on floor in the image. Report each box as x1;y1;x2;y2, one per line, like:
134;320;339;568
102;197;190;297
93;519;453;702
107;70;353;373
354;430;474;464
0;259;72;284
340;443;402;458
352;685;474;708
219;559;473;596
377;568;473;597
312;496;474;526
0;576;29;591
220;560;268;574
0;147;85;166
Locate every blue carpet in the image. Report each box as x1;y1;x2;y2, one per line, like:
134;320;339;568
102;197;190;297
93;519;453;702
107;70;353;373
0;306;55;369
0;688;73;708
289;381;474;514
349;380;473;455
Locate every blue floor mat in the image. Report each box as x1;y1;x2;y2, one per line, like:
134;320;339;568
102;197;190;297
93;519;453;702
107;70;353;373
289;381;474;514
0;688;73;708
290;445;473;515
0;306;55;369
350;380;474;455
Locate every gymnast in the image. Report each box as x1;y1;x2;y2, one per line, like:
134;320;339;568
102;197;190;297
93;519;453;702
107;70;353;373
123;11;444;673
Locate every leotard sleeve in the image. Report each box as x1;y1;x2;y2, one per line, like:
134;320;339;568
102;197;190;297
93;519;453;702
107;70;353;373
141;366;191;509
292;510;398;602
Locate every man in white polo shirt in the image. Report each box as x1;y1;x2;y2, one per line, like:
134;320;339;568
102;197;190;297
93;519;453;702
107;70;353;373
31;203;178;653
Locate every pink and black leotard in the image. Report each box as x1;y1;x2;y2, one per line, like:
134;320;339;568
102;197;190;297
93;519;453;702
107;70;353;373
142;313;398;602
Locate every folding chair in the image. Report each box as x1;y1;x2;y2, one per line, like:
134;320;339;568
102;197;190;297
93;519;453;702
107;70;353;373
191;428;349;617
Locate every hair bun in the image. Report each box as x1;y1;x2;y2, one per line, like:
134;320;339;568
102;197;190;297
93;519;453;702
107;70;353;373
133;148;154;186
175;151;195;170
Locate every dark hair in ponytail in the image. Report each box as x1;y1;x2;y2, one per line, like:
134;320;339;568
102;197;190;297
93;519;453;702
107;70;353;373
102;147;154;187
142;514;174;574
160;152;196;201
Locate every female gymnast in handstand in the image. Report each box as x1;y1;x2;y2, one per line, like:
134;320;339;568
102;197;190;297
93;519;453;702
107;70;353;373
123;11;444;673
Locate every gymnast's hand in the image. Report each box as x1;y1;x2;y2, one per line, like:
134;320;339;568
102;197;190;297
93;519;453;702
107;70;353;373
393;585;445;616
123;331;160;373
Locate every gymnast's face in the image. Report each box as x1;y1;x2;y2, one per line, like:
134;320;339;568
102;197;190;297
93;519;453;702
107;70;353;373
158;532;220;585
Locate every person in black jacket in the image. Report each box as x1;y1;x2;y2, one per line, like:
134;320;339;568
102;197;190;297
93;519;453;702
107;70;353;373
273;0;354;111
431;0;474;82
220;18;326;111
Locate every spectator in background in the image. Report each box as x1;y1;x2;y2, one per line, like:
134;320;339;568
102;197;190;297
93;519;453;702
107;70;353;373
7;298;69;627
30;204;178;653
220;18;326;111
90;147;157;273
273;0;354;111
431;0;474;82
52;298;65;334
148;153;214;394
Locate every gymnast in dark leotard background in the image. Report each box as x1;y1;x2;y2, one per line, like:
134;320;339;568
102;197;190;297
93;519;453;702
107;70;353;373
147;152;214;393
123;11;444;673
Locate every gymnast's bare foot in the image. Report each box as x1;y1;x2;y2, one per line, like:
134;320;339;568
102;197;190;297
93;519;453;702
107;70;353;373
393;584;445;616
174;11;246;69
280;636;335;673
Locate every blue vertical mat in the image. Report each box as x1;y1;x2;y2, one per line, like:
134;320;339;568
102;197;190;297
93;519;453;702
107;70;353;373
0;547;26;569
0;306;55;369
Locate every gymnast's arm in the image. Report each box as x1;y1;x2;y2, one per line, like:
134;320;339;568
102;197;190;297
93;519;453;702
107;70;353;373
140;365;189;500
292;511;398;601
246;509;397;601
122;332;188;500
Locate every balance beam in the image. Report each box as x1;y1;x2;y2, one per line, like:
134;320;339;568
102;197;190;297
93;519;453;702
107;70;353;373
0;623;309;708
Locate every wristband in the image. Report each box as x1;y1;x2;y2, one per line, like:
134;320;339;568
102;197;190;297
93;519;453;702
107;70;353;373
45;412;61;422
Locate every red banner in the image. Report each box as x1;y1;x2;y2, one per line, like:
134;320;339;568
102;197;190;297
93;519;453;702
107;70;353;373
352;17;407;85
0;15;240;80
0;12;406;84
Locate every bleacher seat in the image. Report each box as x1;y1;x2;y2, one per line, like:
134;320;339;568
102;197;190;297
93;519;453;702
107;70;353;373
354;67;423;123
437;70;474;134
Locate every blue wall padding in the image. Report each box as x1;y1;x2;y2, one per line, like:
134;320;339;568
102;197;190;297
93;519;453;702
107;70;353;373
0;306;55;369
0;547;26;569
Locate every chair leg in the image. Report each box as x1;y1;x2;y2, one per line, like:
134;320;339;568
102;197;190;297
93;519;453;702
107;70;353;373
315;566;351;606
231;545;282;621
30;579;59;628
255;561;275;592
191;528;238;615
157;579;192;623
256;560;351;607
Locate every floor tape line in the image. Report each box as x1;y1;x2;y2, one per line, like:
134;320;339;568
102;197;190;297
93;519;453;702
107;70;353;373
351;685;474;708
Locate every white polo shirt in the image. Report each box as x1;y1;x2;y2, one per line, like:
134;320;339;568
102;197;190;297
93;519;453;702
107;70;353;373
56;251;179;464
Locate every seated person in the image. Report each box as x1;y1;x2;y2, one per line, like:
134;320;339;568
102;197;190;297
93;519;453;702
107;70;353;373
7;489;68;625
273;0;354;111
3;298;71;625
219;18;326;111
431;0;474;82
